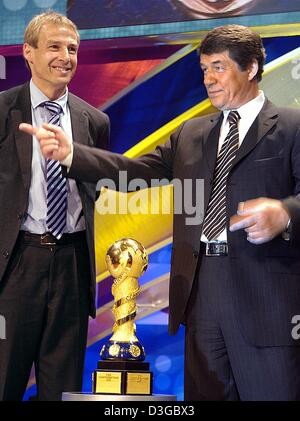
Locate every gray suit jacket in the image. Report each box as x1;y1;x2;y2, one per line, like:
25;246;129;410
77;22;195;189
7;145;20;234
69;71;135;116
0;82;110;317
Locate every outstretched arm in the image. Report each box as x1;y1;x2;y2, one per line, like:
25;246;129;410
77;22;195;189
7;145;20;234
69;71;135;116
19;122;175;186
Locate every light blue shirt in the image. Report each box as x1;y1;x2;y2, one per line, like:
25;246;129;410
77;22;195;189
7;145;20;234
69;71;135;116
21;80;85;234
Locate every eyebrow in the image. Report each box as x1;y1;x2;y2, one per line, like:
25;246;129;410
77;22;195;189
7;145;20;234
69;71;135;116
46;39;78;47
200;59;223;67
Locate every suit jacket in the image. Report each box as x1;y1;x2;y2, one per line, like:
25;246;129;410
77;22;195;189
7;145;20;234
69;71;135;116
67;98;300;346
0;82;109;317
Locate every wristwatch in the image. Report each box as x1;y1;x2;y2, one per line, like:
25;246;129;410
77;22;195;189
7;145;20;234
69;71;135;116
282;218;292;241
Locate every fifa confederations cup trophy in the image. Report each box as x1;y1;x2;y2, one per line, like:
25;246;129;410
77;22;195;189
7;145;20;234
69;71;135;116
92;238;153;395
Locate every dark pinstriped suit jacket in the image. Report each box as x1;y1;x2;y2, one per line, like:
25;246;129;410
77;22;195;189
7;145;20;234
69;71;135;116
68;99;300;346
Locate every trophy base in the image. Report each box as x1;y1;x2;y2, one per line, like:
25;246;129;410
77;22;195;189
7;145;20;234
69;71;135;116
100;340;145;360
62;392;176;401
93;360;153;395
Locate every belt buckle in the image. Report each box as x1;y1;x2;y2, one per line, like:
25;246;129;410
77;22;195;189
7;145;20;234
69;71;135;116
206;242;228;256
41;233;56;246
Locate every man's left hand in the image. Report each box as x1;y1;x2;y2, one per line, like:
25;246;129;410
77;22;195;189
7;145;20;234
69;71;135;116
229;197;290;244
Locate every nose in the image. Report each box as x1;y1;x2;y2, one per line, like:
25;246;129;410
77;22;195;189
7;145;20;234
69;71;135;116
204;69;216;87
58;47;70;62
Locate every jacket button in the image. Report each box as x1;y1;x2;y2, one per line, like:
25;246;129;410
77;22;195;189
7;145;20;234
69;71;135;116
193;250;199;258
17;212;23;220
2;250;9;259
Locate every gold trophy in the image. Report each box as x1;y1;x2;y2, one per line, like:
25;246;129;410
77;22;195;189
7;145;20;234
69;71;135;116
93;238;153;395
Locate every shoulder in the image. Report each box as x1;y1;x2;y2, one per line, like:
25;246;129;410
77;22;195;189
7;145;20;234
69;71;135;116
185;112;221;127
277;106;300;119
176;111;221;136
0;84;25;108
68;92;109;125
0;84;29;137
273;106;300;134
264;99;300;122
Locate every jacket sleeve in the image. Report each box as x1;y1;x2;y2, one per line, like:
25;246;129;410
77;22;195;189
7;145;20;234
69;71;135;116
67;123;184;189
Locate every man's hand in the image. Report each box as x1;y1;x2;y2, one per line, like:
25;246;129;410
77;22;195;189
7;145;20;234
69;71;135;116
229;197;290;245
19;122;71;161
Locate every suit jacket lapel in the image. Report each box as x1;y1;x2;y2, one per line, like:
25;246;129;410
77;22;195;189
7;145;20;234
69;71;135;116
11;87;92;191
200;101;277;212
68;94;90;147
232;99;278;168
14;83;33;190
199;112;223;213
202;111;223;182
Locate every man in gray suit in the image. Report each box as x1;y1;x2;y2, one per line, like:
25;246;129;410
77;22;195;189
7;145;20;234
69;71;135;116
0;11;109;400
23;25;300;400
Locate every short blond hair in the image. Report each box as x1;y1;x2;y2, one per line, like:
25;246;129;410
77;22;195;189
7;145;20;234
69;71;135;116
24;11;80;47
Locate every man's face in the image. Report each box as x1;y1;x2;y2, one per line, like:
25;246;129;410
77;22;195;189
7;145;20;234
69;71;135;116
23;23;78;97
200;50;257;110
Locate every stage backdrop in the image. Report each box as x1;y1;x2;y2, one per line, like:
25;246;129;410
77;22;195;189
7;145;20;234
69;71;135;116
1;0;300;401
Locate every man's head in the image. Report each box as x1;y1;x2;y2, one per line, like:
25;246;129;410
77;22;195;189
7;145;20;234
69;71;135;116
23;11;80;99
198;24;266;110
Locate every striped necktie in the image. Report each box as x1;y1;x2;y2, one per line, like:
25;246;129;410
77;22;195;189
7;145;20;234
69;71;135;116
42;101;67;239
202;110;240;241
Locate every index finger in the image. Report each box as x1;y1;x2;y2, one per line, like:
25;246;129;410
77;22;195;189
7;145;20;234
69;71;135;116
19;123;37;136
42;123;62;135
229;214;257;231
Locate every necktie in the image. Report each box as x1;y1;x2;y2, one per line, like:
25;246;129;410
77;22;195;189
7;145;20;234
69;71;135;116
42;101;67;239
202;110;240;241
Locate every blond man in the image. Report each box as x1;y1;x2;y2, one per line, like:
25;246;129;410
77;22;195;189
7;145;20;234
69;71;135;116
0;11;109;400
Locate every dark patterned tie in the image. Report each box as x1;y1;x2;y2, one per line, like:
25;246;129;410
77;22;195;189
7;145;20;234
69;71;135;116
202;111;240;241
42;101;67;239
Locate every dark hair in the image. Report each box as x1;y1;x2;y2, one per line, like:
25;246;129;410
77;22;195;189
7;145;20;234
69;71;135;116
198;24;266;82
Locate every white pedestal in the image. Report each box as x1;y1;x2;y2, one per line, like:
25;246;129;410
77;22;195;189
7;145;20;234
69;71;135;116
62;392;176;401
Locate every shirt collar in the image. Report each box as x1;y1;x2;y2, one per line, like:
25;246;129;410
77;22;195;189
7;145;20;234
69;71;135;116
30;79;68;115
223;91;265;123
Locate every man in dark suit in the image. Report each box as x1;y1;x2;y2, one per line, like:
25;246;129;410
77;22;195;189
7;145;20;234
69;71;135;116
23;25;300;400
0;12;109;400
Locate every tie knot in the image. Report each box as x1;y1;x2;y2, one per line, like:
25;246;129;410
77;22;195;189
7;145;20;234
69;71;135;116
227;110;240;126
42;101;63;116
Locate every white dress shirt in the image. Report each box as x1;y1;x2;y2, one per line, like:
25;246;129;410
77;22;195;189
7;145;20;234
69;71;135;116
201;91;265;243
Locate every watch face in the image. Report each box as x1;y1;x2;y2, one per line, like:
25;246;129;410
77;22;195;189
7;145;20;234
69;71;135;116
175;0;257;17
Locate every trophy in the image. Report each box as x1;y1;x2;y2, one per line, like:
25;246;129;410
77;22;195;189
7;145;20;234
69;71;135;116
93;238;153;395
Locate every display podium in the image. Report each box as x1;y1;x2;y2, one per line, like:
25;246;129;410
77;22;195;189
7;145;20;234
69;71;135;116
63;239;177;402
62;392;176;401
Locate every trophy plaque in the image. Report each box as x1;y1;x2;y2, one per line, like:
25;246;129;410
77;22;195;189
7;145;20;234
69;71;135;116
93;238;153;395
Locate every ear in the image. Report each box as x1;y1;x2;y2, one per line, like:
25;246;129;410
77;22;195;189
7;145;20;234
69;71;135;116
23;43;33;64
248;60;258;81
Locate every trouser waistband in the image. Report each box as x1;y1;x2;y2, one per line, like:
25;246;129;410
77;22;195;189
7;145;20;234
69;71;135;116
19;231;86;246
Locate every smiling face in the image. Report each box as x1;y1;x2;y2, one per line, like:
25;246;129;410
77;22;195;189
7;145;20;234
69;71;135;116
200;50;259;110
23;23;78;100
